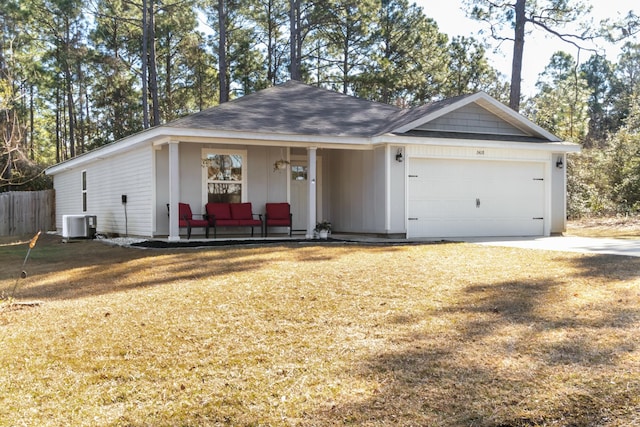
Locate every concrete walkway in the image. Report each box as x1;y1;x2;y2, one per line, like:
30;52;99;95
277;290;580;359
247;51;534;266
459;236;640;257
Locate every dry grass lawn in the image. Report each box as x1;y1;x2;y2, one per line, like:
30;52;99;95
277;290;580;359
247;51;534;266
1;226;640;426
567;216;640;239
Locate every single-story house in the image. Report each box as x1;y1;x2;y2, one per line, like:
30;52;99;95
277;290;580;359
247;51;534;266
45;80;580;240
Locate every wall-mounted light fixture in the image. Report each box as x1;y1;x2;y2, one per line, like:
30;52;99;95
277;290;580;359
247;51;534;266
395;148;404;163
556;156;564;169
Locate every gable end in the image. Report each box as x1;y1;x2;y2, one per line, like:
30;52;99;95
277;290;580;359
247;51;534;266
415;103;528;136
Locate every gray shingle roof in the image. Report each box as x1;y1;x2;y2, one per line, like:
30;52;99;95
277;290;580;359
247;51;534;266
164;80;558;141
167;80;402;137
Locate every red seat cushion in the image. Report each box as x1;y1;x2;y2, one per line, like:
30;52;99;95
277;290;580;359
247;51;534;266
215;219;240;226
230;203;253;220
187;219;209;227
266;203;290;221
241;218;262;226
206;203;232;221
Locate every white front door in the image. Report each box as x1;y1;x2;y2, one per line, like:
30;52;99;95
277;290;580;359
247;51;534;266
407;158;545;238
291;160;307;230
290;157;322;231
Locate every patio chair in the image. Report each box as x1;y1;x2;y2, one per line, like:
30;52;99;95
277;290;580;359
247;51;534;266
173;202;209;239
264;202;292;237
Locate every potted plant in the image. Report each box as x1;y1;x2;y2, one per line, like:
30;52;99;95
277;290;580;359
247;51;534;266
273;159;290;171
314;220;332;239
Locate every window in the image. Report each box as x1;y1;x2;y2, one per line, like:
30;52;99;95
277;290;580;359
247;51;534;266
291;165;307;181
81;170;87;212
202;150;246;204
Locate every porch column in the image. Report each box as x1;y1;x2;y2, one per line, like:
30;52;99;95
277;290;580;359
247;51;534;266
168;140;181;241
307;147;317;239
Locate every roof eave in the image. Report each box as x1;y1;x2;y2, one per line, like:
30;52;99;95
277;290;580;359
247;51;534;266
159;126;373;146
45;127;376;175
374;134;581;153
45;127;166;175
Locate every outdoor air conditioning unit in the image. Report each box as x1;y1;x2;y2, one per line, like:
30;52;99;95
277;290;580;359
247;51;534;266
62;215;97;240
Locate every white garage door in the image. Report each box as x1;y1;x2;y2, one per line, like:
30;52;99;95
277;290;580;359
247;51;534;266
407;159;545;238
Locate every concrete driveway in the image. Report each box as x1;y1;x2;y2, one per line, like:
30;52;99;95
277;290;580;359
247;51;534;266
461;236;640;257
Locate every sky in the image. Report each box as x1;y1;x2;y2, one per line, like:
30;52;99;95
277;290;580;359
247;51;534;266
415;0;638;96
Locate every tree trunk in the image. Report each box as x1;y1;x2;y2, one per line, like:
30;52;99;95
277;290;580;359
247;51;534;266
217;0;229;103
509;0;526;112
290;0;301;81
165;34;173;119
29;85;34;160
55;85;61;163
382;17;392;104
64;18;76;158
342;24;350;94
148;1;160;125
142;0;150;128
266;0;275;85
65;68;75;158
76;59;85;154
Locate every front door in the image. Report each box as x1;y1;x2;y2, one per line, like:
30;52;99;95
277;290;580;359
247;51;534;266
290;157;322;231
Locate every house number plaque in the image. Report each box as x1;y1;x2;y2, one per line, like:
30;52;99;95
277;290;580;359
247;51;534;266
476;150;485;155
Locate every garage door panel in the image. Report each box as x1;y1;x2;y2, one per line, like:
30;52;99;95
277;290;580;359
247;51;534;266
408;159;545;238
410;217;543;238
411;200;475;219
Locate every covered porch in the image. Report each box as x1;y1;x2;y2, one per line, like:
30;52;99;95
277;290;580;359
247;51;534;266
156;137;406;241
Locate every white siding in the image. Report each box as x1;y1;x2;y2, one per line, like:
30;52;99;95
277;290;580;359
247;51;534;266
53;145;154;236
327;149;386;234
372;146;386;231
417;103;528;136
551;153;566;233
52;171;83;232
408;144;549;162
91;146;154;236
389;145;406;233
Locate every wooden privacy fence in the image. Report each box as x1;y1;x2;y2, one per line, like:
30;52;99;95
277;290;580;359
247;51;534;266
0;190;55;236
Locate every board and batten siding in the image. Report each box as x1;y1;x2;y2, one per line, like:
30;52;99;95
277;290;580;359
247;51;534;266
327;149;386;234
417;103;528;136
551;152;567;233
388;145;406;234
53;145;154;236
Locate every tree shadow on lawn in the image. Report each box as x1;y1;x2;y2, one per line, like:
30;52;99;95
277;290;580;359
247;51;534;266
313;257;640;426
568;252;640;280
0;237;301;302
1;236;407;302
